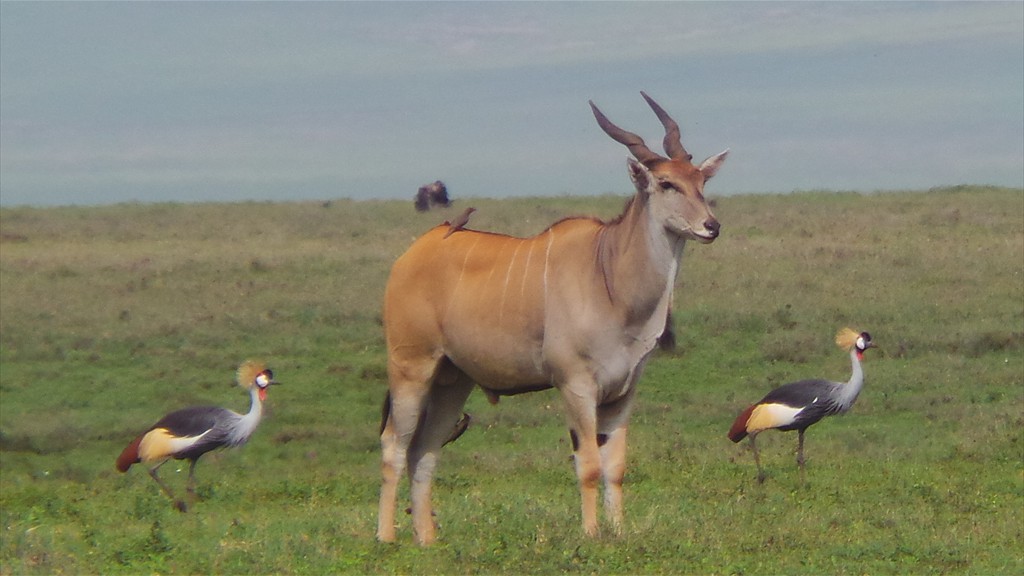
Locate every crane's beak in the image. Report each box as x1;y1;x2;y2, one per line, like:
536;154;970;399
260;380;279;399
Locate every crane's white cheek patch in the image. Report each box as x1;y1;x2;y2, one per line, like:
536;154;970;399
138;428;211;461
747;403;803;433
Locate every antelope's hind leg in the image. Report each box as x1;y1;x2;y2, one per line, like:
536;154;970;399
377;357;436;543
406;367;475;545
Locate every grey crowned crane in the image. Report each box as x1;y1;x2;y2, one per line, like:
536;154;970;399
728;328;875;484
115;360;278;511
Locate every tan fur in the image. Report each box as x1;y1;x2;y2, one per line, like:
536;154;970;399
379;162;720;544
378;95;726;545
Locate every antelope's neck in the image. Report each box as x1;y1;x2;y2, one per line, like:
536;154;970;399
598;198;683;323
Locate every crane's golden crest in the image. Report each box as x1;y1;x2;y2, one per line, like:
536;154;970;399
236;360;269;389
834;327;861;351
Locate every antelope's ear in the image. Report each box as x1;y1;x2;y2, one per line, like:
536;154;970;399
627;157;654;197
699;149;729;181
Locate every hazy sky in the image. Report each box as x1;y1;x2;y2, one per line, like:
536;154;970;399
1;2;1022;206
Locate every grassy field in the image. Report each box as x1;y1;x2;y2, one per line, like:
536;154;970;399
1;185;1021;574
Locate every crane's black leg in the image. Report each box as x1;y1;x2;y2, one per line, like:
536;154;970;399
750;434;766;484
796;429;807;486
186;459;199;500
149;460;187;512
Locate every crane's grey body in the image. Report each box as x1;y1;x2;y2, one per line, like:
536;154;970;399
756;377;858;432
147;402;260;461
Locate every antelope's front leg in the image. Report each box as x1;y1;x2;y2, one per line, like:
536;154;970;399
597;386;635;535
599;426;628;534
569;427;602;537
563;387;601;538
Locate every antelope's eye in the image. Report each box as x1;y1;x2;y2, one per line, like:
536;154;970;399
659;181;675;191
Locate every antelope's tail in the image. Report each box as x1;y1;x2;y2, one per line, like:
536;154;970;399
116;433;145;472
657;309;676;351
728;405;756;443
379;391;391;436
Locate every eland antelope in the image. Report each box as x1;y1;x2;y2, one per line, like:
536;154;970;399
377;93;728;544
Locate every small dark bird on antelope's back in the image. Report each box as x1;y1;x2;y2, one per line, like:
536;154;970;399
728;328;876;484
443;207;477;239
115;360;278;511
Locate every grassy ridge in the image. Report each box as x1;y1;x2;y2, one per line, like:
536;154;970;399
1;187;1021;574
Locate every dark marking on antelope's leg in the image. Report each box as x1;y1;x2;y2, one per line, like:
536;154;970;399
570;431;608;452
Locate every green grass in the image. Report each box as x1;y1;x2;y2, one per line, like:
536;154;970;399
1;186;1022;574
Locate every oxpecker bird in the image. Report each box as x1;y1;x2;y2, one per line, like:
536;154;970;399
443;207;476;238
728;328;875;484
116;360;278;511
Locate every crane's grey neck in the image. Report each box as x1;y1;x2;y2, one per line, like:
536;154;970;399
228;386;264;446
835;348;866;412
